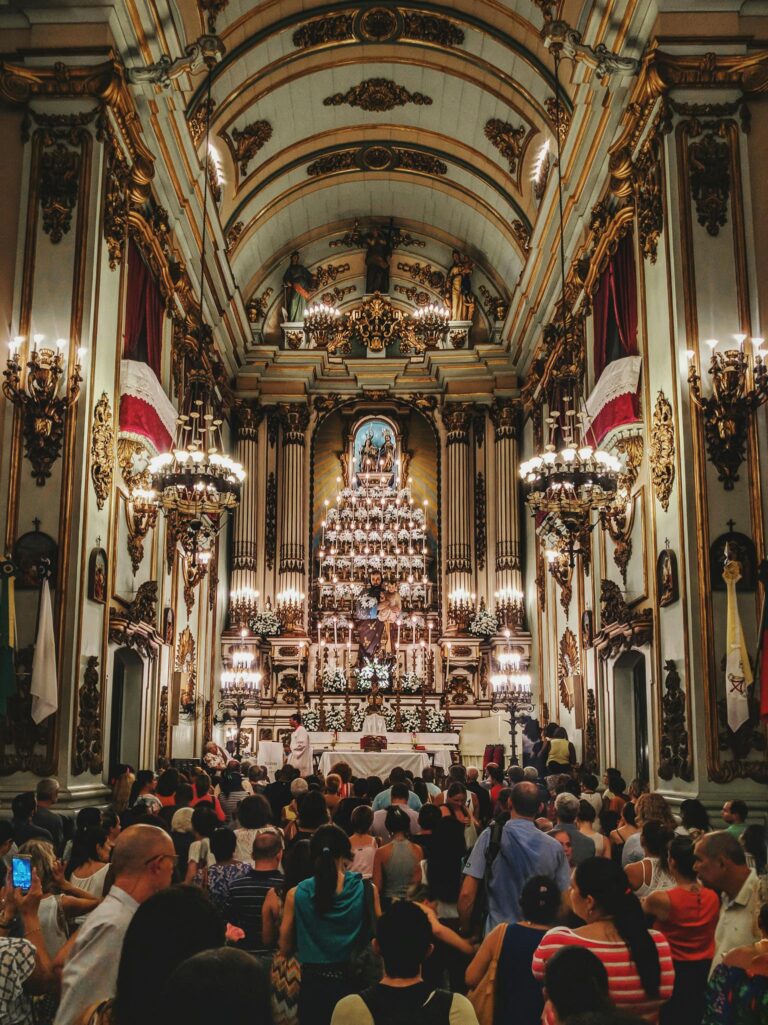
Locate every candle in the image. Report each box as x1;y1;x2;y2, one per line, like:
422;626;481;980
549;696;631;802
333;618;338;645
317;625;321;646
428;624;432;647
349;622;353;645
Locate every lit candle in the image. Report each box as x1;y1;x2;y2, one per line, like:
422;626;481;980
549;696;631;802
333;618;338;645
428;624;432;647
317;624;321;646
349;622;352;645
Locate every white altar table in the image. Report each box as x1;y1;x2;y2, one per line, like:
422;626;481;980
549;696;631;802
310;732;459;776
318;749;428;778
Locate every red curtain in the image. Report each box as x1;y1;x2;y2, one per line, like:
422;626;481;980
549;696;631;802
123;240;163;375
593;233;638;377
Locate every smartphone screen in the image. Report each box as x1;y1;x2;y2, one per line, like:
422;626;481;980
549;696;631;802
11;855;32;892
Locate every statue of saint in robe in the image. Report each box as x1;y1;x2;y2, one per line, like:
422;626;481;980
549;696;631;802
364;226;392;294
282;251;314;322
446;249;475;321
356;571;385;662
379;430;395;472
360;429;379;470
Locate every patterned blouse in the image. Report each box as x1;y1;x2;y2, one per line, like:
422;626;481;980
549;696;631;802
0;937;35;1025
207;861;251;912
703;963;768;1025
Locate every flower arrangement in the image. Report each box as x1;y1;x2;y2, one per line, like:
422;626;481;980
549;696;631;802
424;707;450;732
302;708;320;731
350;705;368;731
324;705;346;732
249;608;282;638
321;667;347;694
354;657;390;691
469;608;498;638
400;672;424;694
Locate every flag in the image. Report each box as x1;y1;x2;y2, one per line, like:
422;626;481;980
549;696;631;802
755;560;768;722
0;559;16;717
30;578;58;724
723;561;751;733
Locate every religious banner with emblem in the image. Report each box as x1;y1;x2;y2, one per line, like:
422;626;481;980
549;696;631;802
723;560;751;733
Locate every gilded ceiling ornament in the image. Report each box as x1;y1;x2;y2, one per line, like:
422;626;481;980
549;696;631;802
125;580;158;627
125;491;158;575
687;126;731;236
633;135;664;263
225;220;244;253
40;138;81;243
221;120;272;177
320;284;356;304
103;127;130;269
330;219;425;252
401;12;464;46
484;118;527;175
72;656;103;775
584;688;599;772
188;96;216;148
650;391;675;511
545;96;571;141
346;293;409;353
246;287;273;324
90;393;114;510
394;284;431;305
307;144;447;179
313;262;350;289
293;13;354;47
478;285;508;322
658;659;693;782
397;260;446;292
557;628;580;713
292;9;463;48
117;437;152;491
511;220;532;253
323;78;432;113
307;151;357;177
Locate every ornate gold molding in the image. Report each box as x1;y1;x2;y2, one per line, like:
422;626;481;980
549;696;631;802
292;9;464;49
72;656;103;775
90;393;114;510
324;78;432;112
220;119;272;177
650;392;675;512
557;628;580;713
484;118;529;177
307;144;448;178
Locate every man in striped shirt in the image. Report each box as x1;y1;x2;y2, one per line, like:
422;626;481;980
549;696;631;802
225;829;284;957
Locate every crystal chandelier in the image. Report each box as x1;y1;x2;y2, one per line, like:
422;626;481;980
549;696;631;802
148;62;244;551
519;45;621;565
411;303;450;348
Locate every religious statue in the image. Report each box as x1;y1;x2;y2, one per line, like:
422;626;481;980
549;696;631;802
446;249;475;321
282;250;314;322
360;429;379;470
355;570;385;662
377;581;402;652
364;226;392;294
379;430;395;472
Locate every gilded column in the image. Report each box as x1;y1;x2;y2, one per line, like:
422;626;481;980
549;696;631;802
278;403;310;595
490;398;523;596
441;404;474;594
230;403;262;599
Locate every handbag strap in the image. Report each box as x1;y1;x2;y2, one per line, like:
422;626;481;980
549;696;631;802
486;922;507;982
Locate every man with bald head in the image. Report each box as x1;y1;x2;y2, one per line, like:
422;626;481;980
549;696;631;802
55;823;176;1025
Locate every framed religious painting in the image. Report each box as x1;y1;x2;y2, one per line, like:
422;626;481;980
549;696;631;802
13;526;58;590
657;548;679;608
581;609;594;649
87;547;108;604
162;606;174;645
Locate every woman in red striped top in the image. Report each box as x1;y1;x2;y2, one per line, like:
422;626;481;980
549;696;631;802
532;859;675;1023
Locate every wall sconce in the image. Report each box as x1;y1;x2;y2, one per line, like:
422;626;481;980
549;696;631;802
3;335;83;485
687;336;768;490
494;587;525;630
125;487;158;574
545;547;573;613
182;549;211;615
447;587;476;633
276;588;305;634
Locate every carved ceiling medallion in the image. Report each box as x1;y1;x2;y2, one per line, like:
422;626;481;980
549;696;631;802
324;78;432;113
307;144;447;178
90;393;114;510
650;392;675;511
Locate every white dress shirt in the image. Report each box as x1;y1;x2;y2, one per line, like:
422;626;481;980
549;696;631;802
711;869;762;972
54;885;139;1025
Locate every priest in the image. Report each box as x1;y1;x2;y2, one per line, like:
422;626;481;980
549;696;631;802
286;712;313;776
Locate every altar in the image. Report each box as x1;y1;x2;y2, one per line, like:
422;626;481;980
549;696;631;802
317;749;428;778
311;731;458;778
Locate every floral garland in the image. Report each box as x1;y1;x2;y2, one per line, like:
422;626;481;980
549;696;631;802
354;657;390;692
249;608;282;638
469;608;498;638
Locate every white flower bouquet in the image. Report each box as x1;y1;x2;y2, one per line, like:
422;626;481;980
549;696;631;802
469;608;498;638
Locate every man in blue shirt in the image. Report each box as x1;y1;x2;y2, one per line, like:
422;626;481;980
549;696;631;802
458;781;569;934
371;766;422;812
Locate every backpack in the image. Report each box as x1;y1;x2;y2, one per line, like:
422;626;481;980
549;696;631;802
359;985;453;1025
469;819;504;936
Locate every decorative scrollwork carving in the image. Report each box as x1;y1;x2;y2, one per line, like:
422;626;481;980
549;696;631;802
324;79;432;112
126;581;158;627
484;118;528;176
312;262;350;289
475;473;486;572
557;628;580;713
687;125;731;237
157;686;168;760
584;688;599;772
221;120;272;177
549;553;573;614
40;137;81;243
397;260;446;292
224;221;244;253
188;96;216;148
90;393;114;510
265;471;277;571
511;220;532;254
103;126;130;269
650;392;675;511
292;9;463;48
307;145;447;178
633;135;664;263
478;285;508;322
658;659;693;781
246;287;273;324
600;579;630;627
73;656;102;775
545;96;571;141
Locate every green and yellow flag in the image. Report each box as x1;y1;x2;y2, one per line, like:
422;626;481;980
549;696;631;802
0;558;16;717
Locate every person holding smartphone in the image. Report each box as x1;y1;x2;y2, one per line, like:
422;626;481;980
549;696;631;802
0;865;55;1025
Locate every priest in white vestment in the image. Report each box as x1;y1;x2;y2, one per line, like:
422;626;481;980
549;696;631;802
286;712;313;776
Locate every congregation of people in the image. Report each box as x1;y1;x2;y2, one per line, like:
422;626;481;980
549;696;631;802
1;721;767;1025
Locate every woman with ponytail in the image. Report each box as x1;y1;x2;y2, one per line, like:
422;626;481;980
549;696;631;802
532;859;674;1022
279;824;381;1025
466;875;561;1025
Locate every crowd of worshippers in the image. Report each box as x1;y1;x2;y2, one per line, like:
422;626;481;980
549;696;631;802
1;736;767;1025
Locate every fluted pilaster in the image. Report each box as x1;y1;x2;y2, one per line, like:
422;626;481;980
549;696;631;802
490;398;522;593
231;403;262;595
441;403;474;591
278;403;310;592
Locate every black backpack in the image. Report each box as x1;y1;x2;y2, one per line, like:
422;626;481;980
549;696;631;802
359;985;453;1025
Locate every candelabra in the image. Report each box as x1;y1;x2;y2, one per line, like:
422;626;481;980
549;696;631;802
490;653;533;766
3;335;83;485
687;336;768;490
411;303;450;348
494;587;525;630
276;588;305;634
125;487;159;574
230;587;260;627
304;302;343;348
447;588;475;633
216;634;262;758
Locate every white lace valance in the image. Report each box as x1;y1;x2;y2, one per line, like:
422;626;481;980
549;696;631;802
119;360;177;438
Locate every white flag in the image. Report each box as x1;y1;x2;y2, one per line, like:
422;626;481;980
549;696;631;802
30;579;58;724
723;561;752;733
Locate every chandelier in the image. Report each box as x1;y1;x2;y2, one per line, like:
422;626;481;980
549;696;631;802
411;303;450;348
519;45;621;565
148;62;244;551
304;302;343;348
221;637;262;697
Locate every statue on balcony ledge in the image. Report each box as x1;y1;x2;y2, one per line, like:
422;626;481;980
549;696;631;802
282;250;314;322
364;225;393;294
446;249;475;321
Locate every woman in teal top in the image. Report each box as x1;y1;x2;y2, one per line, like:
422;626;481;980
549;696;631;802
280;824;382;1025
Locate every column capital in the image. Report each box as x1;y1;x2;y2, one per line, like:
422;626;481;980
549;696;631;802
490;397;521;440
235;401;263;442
441;403;474;445
278;402;311;445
